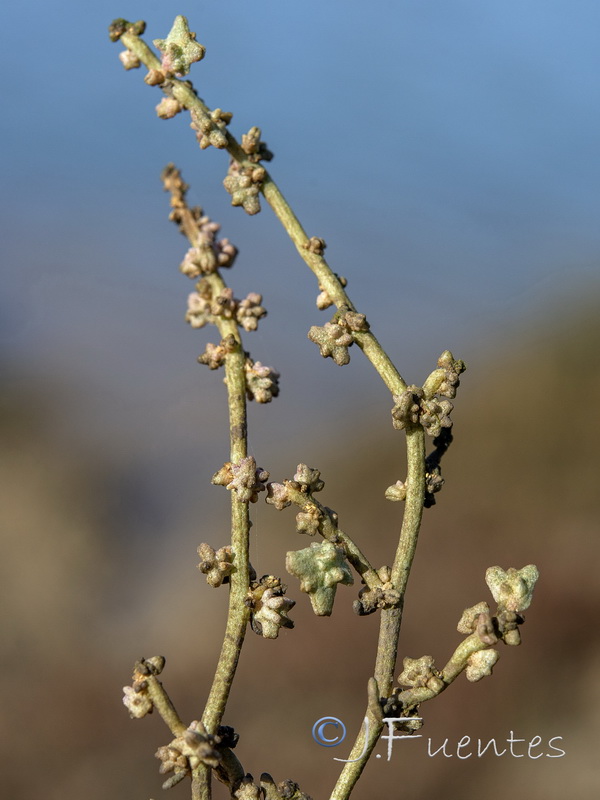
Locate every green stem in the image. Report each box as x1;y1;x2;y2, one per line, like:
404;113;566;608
146;674;187;736
117;28;427;800
284;483;382;591
160;168;252;799
330;427;425;800
117;27;406;396
201;337;251;735
395;632;491;708
191;764;211;800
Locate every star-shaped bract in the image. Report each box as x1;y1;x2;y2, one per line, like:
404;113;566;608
286;541;353;616
153;16;205;77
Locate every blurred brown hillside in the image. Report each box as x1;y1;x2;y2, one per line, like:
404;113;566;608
1;296;599;799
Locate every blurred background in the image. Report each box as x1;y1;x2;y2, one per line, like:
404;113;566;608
1;1;599;798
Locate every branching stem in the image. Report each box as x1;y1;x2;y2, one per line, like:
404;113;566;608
331;426;425;800
111;22;499;800
119;26;407;397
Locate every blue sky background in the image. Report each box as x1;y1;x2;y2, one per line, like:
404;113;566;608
2;0;599;459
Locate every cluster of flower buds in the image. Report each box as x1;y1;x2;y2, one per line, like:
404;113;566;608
286;541;353;616
302;236;327;256
308;311;368;366
190;106;232;149
244;360;280;403
198;334;237;369
161;164;238;277
155;720;225;790
212;456;270;503
240;126;274;163
424;467;444;504
109;18;146;42
234;773;310;800
295;503;323;535
224;160;266;216
422;351;467;400
179;232;237;278
292;464;326;493
353;566;401;615
266;464;326;511
391;385;454;437
386;468;445;507
248;576;295;639
379;697;424;732
122;656;166;719
186;284;267;332
197;543;234;587
392;352;466;436
397;655;445;693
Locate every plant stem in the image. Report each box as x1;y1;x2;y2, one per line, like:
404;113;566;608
284;483;382;591
160;169;252;798
146;674;187;736
120;27;426;799
330;426;425;800
118;27;406;396
201;336;251;735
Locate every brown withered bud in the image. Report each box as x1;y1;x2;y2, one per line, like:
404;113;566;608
144;68;165;85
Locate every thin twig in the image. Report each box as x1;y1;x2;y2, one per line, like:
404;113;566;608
118;25;407;397
283;483;382;591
